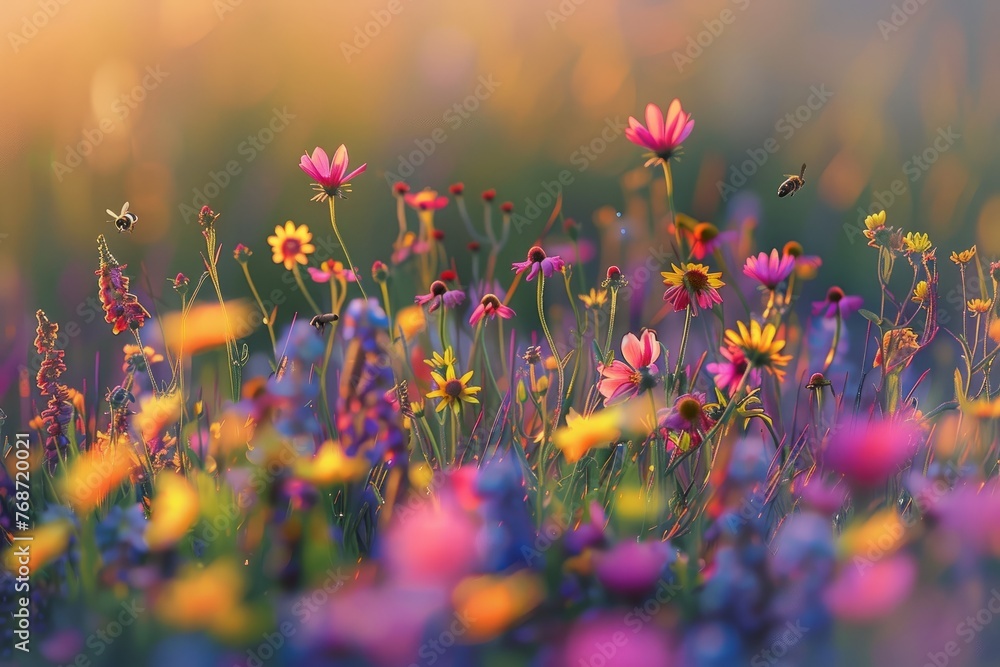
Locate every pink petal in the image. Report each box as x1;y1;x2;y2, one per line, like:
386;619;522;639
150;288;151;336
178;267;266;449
676;118;695;145
526;263;540;281
599;360;634;382
621;333;643;368
626;126;656;152
330;144;350;183
497;305;515;319
310;147;331;177
662;100;684;147
343;163;367;184
469;304;486;325
299;154;323;181
640;329;660;366
644;102;665;142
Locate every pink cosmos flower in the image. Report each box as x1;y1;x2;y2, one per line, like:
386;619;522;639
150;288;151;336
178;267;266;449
468;293;515;326
404;188;449;211
823;419;921;487
598;330;660;405
706;345;761;394
299;145;367;202
812;286;864;318
512;246;565;282
626;99;695;166
743;249;795;289
414;280;465;313
307;259;357;283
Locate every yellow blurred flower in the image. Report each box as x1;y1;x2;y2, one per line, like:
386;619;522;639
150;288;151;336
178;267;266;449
145;474;199;550
951;245;977;265
65;387;86;416
267;221;315;270
912;281;928;304
452;571;543;642
903;232;932;254
161;300;256;356
60;447;139;514
553;407;621;463
133;393;182;444
578;288;608;309
156;560;255;640
990;319;1000;343
838;509;906;559
394;305;426;340
3;520;72;575
294;440;368;485
544;355;559;372
968;298;992;314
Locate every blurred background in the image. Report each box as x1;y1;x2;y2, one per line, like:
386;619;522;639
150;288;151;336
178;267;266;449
1;0;998;428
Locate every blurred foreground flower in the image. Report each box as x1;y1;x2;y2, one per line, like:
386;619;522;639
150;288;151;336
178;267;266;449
60;447;139;514
553;407;622;463
161;300;255;356
156;560;255;640
452;571;543;641
294;440;368;485
822;419;921;487
3;520;72;575
145;474;199;550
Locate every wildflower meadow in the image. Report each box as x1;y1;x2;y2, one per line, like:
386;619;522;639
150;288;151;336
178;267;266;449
4;2;1000;666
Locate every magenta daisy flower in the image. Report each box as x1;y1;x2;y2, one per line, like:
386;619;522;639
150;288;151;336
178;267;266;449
598;330;660;405
812;286;864;319
743;249;795;289
706;345;761;394
626;99;695;166
469;294;515;326
300;145;367;202
414;280;465;313
512;246;565;282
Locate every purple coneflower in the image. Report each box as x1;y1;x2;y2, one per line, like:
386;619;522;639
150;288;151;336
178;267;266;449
415;280;465;313
469;294;515;326
512;246;565;282
812;286;863;319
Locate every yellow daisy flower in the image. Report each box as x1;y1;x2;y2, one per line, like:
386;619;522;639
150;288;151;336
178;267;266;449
968;298;992;314
912;280;928;304
427;364;481;415
267;221;315;270
579;288;609;309
951;245;977;265
864;210;887;231
424;347;457;374
724;320;792;382
903;232;932;254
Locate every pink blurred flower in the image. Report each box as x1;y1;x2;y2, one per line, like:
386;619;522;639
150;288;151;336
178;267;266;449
469;293;515;326
598;329;660;405
743;249;795;289
706;345;760;394
299;145;367;202
561;612;675;667
404;188;448;211
626;99;695;166
825;554;917;621
813;286;863;318
414;280;465;313
823;419;921;487
512;245;565;281
307;259;357;283
593;540;673;597
687;222;736;261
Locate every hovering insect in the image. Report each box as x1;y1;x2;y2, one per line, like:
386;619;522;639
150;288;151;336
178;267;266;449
310;312;340;333
777;164;807;198
107;201;138;233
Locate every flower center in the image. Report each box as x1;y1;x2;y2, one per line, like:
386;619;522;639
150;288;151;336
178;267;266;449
694;223;718;242
482;294;501;309
430;280;448;296
528;246;546;263
827;287;844;303
684;269;708;292
444;379;464;398
678;397;702;422
282;238;301;256
783;241;804;258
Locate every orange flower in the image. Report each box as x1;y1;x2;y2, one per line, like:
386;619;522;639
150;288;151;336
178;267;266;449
60;447;139;514
145;474;199;550
161;300;256;356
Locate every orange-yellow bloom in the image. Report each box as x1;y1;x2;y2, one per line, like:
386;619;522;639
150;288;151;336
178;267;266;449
724;320;792;382
452;571;544;642
145;474;199;550
553;408;622;463
268;221;315;270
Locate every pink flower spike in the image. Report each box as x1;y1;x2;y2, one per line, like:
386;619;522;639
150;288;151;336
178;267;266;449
300;144;367;202
743;249;795;290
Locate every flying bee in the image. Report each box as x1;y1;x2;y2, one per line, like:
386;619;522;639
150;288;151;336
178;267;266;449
310;312;340;333
777;164;807;198
107;201;138;233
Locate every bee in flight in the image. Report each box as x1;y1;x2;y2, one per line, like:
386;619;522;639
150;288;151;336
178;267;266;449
107;201;138;233
777;164;807;198
310;312;340;333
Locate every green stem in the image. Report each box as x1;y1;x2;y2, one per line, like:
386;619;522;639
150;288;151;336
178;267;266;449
328;197;369;302
604;287;619;361
670;306;693;397
664;162;681;256
240;263;277;358
292;265;323;316
538;274;565;426
823;310;842;372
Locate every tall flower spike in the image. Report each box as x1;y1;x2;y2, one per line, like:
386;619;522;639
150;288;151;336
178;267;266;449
96;235;150;335
35;310;75;468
